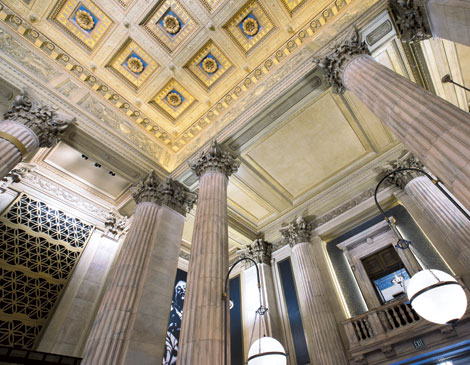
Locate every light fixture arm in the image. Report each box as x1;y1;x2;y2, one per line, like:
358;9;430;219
374;167;470;223
223;257;263;365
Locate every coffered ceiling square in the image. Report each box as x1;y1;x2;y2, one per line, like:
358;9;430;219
199;0;224;12
106;38;159;90
184;40;234;91
223;0;276;55
149;79;197;122
140;0;198;54
280;0;308;16
49;0;113;52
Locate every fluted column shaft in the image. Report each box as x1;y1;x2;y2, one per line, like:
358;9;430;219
82;202;161;364
291;237;347;365
178;171;228;364
343;54;470;209
426;0;470;46
0;120;38;179
83;172;193;365
404;176;470;282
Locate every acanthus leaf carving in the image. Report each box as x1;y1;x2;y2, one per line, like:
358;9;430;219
390;0;431;43
381;151;424;190
189;140;240;178
3;91;74;148
131;171;196;215
315;29;369;94
280;217;313;247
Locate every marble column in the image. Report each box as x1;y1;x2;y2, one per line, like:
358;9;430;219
177;140;239;365
0;92;73;179
384;152;470;283
241;239;284;357
83;172;195;365
426;0;470;46
317;30;470;209
281;218;347;364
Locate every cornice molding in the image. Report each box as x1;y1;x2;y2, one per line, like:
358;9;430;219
0;0;360;156
0;36;167;175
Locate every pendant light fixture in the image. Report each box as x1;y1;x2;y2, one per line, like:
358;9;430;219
375;167;468;326
223;257;287;365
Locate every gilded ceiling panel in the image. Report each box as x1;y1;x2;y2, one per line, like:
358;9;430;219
106;38;159;90
140;0;198;54
184;40;234;91
150;79;197;123
280;0;308;16
49;0;113;52
223;0;277;55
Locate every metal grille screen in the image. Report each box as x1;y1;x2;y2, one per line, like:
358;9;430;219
0;194;93;348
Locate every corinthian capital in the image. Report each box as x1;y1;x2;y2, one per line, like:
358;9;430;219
245;239;273;265
381;151;424;190
131;171;196;215
3;91;74;148
315;29;370;94
390;0;431;43
281;217;313;247
189;140;240;178
157;177;197;215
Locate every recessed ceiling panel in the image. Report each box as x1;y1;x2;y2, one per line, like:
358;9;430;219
184;40;234;91
49;0;113;52
246;93;367;197
227;182;271;222
223;0;277;55
106;38;159;90
45;143;131;200
140;0;198;54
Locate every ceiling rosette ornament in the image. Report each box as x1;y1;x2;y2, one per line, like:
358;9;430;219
75;9;95;30
242;17;259;36
163;14;180;34
189;140;240;178
127;56;144;74
202;57;218;74
3;91;74;148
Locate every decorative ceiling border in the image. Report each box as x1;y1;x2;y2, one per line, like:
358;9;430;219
0;0;355;154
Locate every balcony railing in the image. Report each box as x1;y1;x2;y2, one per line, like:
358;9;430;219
343;296;422;347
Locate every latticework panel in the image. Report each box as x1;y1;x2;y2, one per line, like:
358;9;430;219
0;194;94;349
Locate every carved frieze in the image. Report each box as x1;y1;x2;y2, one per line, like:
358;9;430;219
315;30;370;94
381;151;424;190
189;140;239;178
3;91;74;148
281;217;313;246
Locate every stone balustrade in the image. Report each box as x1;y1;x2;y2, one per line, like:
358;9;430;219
343;297;421;347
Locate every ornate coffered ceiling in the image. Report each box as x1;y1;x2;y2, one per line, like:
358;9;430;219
0;0;367;170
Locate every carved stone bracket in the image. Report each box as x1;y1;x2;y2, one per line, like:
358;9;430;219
381;151;424;190
281;217;313;247
242;238;273;266
131;171;196;215
104;210;127;239
0;163;34;193
189;140;240;178
3;91;75;148
315;29;370;94
389;0;431;43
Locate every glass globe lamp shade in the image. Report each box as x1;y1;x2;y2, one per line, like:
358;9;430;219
406;269;467;325
247;337;287;365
